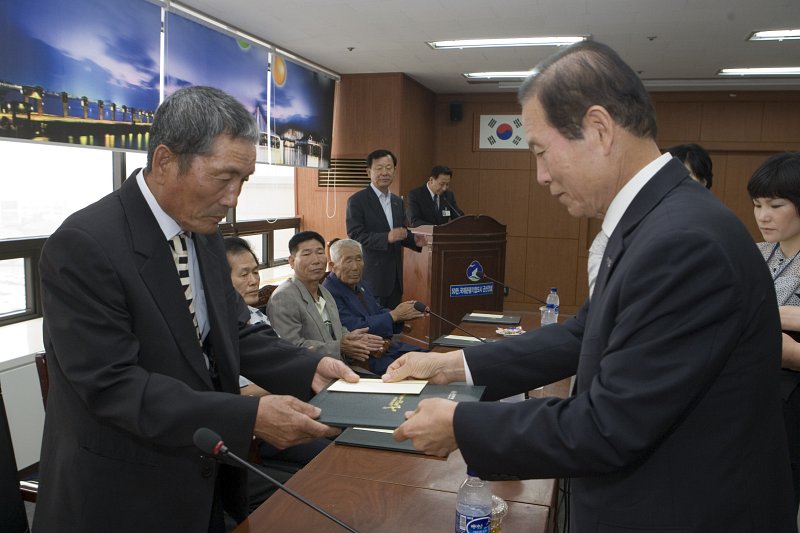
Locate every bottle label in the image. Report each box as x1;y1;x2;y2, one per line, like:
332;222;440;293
455;511;490;533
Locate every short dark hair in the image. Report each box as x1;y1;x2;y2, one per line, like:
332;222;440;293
518;40;657;141
430;165;452;179
667;144;713;189
224;236;259;264
288;231;326;255
146;86;258;174
747;152;800;215
366;149;397;168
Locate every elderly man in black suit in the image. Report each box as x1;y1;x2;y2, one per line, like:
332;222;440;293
346;149;425;309
35;86;356;533
385;41;796;532
406;165;463;227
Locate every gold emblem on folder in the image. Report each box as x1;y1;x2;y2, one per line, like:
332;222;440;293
383;395;406;412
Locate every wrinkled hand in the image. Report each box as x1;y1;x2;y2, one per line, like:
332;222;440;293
312;356;359;393
390;300;425;322
393;398;458;457
341;327;384;361
388;227;408;243
254;395;340;449
382;350;465;384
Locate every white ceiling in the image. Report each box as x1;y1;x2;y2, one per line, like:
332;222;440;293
177;0;800;93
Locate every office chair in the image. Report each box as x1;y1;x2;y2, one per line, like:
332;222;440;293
1;382;31;532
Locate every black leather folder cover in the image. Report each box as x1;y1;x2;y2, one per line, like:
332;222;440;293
334;427;423;454
310;382;486;429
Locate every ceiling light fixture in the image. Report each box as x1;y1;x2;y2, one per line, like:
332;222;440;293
463;71;532;81
428;36;587;50
718;67;800;76
747;29;800;41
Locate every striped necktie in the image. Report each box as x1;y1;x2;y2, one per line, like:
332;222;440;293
169;233;201;344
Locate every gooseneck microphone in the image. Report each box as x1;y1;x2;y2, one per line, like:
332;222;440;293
481;273;547;305
442;195;462;217
413;301;487;344
193;428;360;533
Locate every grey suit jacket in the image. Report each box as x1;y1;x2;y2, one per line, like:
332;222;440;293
267;277;348;359
455;158;796;532
34;173;323;533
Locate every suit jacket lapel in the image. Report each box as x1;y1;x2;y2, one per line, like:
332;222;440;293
119;176;213;388
592;158;689;299
293;278;330;340
194;233;238;391
365;188;391;231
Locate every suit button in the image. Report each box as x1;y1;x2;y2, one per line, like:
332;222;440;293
201;465;214;478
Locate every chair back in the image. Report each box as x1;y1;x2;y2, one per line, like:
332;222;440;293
0;384;30;532
34;352;48;408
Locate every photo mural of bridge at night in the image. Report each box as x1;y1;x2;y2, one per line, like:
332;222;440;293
0;0;161;149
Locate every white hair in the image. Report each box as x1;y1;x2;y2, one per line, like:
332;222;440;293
329;239;362;264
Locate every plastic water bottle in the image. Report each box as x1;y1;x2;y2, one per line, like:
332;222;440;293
455;468;492;533
546;287;560;319
540;303;557;326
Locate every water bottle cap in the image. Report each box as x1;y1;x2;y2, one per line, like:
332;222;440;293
550;287;557;292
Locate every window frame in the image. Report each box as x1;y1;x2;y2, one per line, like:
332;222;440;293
0;237;46;326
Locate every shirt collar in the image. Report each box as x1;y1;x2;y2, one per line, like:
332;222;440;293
601;152;672;237
136;169;182;240
426;182;437;199
370;182;390;199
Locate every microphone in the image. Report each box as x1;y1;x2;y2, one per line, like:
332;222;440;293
481;272;546;305
441;194;462;217
193;428;360;533
413;301;487;344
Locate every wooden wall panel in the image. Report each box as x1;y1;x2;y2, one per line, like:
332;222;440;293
762;103;800;143
700;102;764;143
524;237;580;308
399;76;436;197
294;167;350;241
504;236;527;305
478;169;530;236
450;168;480;218
331;74;403;162
654;102;701;144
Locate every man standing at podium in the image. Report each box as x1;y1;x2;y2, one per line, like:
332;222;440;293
385;41;795;532
406;165;463;227
346;149;425;309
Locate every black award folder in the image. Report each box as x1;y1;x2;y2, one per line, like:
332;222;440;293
334;427;422;454
461;313;521;325
310;382;485;429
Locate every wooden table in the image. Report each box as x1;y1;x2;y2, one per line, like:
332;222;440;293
235;311;571;533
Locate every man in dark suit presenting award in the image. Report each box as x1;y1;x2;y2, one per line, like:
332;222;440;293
406;165;462;227
385;42;795;531
346;149;425;309
35;86;356;533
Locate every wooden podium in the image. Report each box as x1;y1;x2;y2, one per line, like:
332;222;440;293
402;215;506;347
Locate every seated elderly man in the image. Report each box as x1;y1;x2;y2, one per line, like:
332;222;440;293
268;231;385;372
323;238;426;374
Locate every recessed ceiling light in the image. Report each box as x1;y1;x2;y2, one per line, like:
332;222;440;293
718;67;800;76
428;36;587;50
747;29;800;41
463;71;532;80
